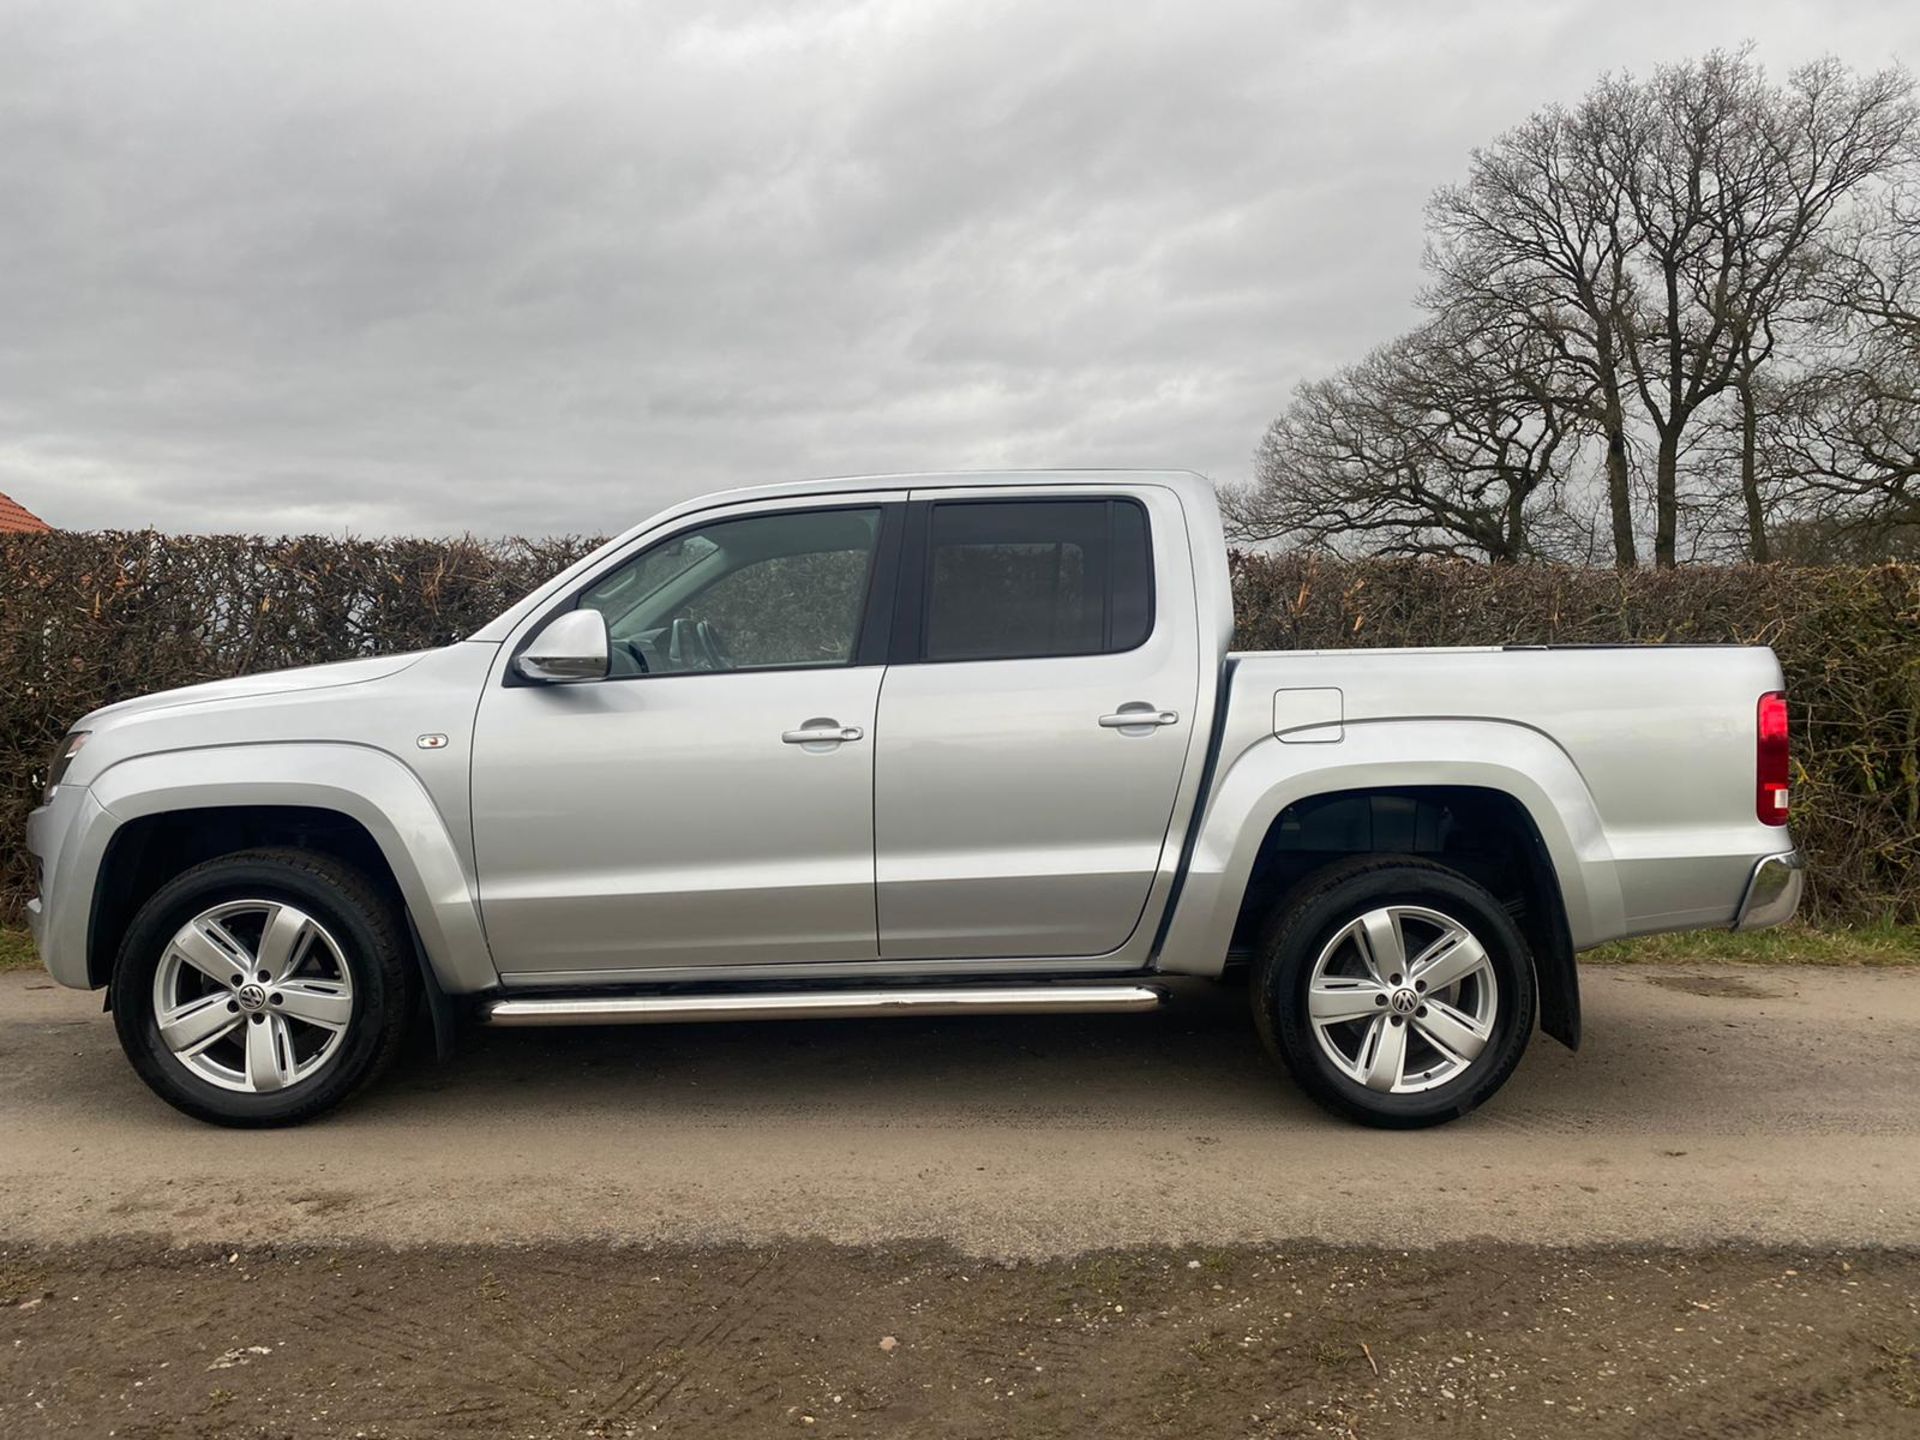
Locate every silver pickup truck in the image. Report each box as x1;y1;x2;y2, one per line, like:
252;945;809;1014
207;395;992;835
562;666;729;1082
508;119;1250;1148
27;471;1802;1129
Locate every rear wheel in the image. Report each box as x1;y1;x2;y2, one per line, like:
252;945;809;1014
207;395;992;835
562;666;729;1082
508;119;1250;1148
1253;857;1535;1128
111;848;415;1127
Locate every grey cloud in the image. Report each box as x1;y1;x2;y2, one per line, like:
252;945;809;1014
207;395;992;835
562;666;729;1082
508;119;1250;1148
2;0;1916;534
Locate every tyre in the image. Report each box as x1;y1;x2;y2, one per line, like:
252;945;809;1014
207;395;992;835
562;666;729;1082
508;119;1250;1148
111;848;416;1127
1252;856;1536;1129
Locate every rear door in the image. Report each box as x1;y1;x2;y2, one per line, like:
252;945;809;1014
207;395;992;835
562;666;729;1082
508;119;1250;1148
873;486;1201;959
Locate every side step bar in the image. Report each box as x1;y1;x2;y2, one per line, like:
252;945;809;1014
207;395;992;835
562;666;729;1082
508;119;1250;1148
483;983;1166;1028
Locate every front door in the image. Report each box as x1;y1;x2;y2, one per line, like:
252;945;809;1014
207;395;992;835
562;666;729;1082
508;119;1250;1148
874;489;1200;959
472;501;898;977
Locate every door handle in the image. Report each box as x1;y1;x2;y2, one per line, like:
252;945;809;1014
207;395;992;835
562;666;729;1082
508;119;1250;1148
1099;707;1179;729
782;723;865;745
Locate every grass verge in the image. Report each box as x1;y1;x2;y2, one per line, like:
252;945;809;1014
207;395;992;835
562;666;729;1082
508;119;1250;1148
1587;919;1919;967
0;929;38;975
0;926;37;972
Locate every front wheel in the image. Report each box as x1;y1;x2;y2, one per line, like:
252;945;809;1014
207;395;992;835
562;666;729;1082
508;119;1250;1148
1253;857;1536;1128
111;848;416;1127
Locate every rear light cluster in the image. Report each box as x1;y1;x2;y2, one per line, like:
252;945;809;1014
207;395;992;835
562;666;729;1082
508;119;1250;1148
1757;691;1790;826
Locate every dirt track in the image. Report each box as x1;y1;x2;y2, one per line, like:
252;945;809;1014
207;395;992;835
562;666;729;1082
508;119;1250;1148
4;962;1919;1436
5;1239;1918;1438
2;962;1918;1253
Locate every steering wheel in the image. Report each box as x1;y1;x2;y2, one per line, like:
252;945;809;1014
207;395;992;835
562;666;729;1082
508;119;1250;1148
695;619;737;670
613;638;651;676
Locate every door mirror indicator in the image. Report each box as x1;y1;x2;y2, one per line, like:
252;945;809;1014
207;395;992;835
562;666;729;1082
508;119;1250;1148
516;610;611;684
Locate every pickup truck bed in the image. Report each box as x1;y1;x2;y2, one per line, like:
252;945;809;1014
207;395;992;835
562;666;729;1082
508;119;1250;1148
1191;642;1790;955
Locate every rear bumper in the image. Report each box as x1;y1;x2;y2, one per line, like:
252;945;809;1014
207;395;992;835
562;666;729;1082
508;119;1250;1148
1732;850;1803;932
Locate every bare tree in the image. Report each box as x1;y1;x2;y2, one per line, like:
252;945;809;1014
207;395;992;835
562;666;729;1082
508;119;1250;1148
1421;54;1915;567
1609;52;1916;565
1765;188;1920;550
1427;88;1643;566
1726;317;1786;559
1225;302;1587;562
1248;51;1918;568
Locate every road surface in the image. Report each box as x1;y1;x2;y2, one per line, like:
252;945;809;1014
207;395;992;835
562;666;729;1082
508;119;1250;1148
2;963;1915;1255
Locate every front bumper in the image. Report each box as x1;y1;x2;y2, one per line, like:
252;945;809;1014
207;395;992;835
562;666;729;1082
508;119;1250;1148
23;785;113;989
1732;850;1804;932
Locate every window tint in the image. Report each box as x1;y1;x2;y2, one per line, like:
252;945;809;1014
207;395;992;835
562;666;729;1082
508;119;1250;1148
922;499;1153;662
578;508;881;675
1108;500;1152;650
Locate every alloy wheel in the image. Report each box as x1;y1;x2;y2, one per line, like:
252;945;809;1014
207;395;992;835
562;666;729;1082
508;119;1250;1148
1305;903;1499;1094
150;899;356;1094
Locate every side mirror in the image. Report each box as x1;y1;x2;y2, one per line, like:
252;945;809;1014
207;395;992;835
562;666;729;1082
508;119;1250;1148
515;609;610;684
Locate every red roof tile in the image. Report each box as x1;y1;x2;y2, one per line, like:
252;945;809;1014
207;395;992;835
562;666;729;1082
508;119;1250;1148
0;491;51;533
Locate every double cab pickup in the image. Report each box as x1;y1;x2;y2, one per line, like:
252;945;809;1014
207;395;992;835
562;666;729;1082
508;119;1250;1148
27;471;1803;1127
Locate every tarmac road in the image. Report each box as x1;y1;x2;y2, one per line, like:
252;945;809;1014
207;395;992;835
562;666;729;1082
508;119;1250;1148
2;962;1915;1256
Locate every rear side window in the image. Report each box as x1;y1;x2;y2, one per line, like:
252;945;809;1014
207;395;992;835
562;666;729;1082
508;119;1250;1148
921;499;1153;662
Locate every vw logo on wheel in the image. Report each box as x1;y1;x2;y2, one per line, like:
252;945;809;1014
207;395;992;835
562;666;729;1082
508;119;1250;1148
236;983;269;1012
1389;987;1419;1015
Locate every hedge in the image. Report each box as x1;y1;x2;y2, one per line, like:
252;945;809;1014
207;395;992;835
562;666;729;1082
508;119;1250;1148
0;531;603;927
2;532;1915;928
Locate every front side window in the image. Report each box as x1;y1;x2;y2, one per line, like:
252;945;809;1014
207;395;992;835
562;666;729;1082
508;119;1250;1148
578;507;881;675
921;499;1153;662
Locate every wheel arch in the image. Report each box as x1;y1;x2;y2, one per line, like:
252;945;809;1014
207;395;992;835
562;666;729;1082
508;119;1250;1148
1241;789;1579;1049
1156;722;1613;1049
85;744;496;995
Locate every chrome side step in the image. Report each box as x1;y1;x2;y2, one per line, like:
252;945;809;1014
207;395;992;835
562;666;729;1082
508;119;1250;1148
482;983;1166;1028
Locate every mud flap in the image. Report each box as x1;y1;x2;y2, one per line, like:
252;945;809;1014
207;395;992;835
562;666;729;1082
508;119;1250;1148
407;913;460;1062
1535;922;1581;1050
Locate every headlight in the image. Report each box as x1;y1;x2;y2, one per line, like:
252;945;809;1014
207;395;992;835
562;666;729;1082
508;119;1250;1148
43;732;90;801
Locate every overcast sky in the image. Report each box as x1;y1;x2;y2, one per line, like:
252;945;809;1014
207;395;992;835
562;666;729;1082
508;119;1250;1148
4;0;1918;536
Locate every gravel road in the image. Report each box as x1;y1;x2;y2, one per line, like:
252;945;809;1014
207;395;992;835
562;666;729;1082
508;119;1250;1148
2;962;1915;1255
